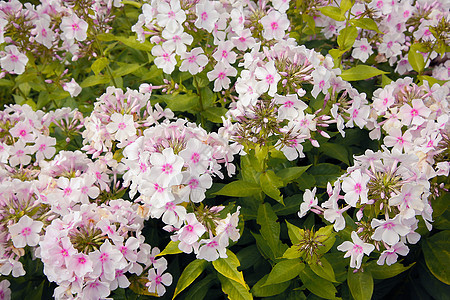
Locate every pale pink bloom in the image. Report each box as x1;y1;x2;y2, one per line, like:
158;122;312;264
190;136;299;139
235;70;259;106
149;148;184;187
377;242;409;266
90;240;126;281
311;66;330;98
371;215;411;246
0;142;10;163
275;94;307;121
63;78;82;97
389;183;424;219
398;99;431;126
73;176;100;204
0;258;25;278
278;137;305;161
8;215;43;248
32;18;55;48
345;99;370;129
216;207;241;242
195;1;219;33
10;121;35;141
0;19;7;44
162;27;193;55
179;139;211;175
212;41;236;65
342;169;370;206
378;34;402;58
47;237;77;267
272;0;290;13
372;86;395;112
323;198;346;232
116;237;140;262
352;38;373;63
255;60;281;96
207;62;237;92
60;14;88;41
177;213;206;245
106;113;136;143
231;29;256;51
82;280;110;300
32;135;56;161
395;56;413;75
229;8;245;33
110;267;131;290
179;47;208;75
0;280;11;300
156;0;186;33
68;253;93;277
151;44;177;74
147;264;173;296
152;201;187;227
260;10;289;40
299;188;318;218
9;140;32;167
197;236;228;261
181;173;212;203
0;45;28;74
383;128;413;153
337;231;375;269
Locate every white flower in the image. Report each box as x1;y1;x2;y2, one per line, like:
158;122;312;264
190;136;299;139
60;14;88;41
195;1;219;33
351;38;373;63
179;47;208;75
207;62;237;92
151;44;177;74
1;45;28;75
260;10;289;40
63;78;82;97
106;113;136;143
8;215;43;248
298;188;318;218
337;231;375;269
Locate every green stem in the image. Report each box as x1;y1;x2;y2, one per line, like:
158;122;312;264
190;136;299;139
193;76;205;127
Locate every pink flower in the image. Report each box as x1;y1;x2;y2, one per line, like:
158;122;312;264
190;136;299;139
177;213;206;245
371;216;411;246
63;78;82;97
151;44;177;74
0;280;11;300
207;62;237;92
377;242;409;266
82;280;110;300
179;47;208;75
156;0;186;33
150;148;184;187
299;188;318;218
68;253;93;278
255;60;281;96
212;41;236;65
106;113;136;143
197;236;228;261
90;240;126;281
342;169;370;206
8;215;43;248
32;135;56;161
195;1;219;33
60;14;88;41
337;231;375;269
351;38;373;63
147;264;173;296
260;10;289;40
0;45;28;74
398;99;431;126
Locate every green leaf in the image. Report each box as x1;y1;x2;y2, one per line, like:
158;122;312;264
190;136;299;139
337;26;358;51
418;75;448;87
350;18;383;33
299;266;339;300
295;172;316;191
381;74;393;87
273;194;303;216
0;79;14;87
263;259;305;286
260;170;284;203
80;75;110;88
214;180;261;197
340;0;353;14
184;274;215;300
308;163;341;188
157;93;200;112
320;143;350;165
257;203;284;258
408;48;425;73
319;6;345;21
251;274;291;297
310;257;337;283
367;261;415;279
156;240;182;256
276;165;311;184
282;246;302;259
122;0;142;8
422;230;450;284
202;106;227;123
217;274;253;300
112;63;142;77
173;260;208;299
347;269;373;300
340;65;388;81
212;250;247;287
286;221;303;244
91;57;109;76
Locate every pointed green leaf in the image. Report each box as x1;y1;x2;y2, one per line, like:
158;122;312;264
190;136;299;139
310;257;337;283
337;26;358;51
367;261;415;280
340;0;353;14
214;180;262;197
260;170;284;203
340;65;388;81
156;240;182;256
286;220;304;244
212;249;247;287
91;57;109;76
350;18;383;33
276;165;311;184
347;268;373;300
422;230;450;284
184;274;215;300
299;266;339;300
282;246;302;259
80;75;110;88
202;107;227;123
263;259;305;286
408;47;425;73
217;274;253;300
320;143;350;165
257;203;282;257
112;63;142;77
319;6;345;21
173;260;208;299
251;274;291;297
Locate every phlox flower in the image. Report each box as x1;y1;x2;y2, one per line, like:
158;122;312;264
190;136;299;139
255;60;281;96
179;139;212;175
82;280;110;300
377;242;409;266
63;78;82;97
298;188;318;218
149;148;184;187
9;140;32;167
216;207;241;242
32;135;56;161
181;173;212;203
8;215;43;248
207;62;237;92
0;142;10;163
156;0;186;33
0;45;28;75
383;128;413;153
162;27;193;55
151;201;187;228
195;1;219;33
32;18;55;48
197;236;228;261
371;215;411;246
231;29;256;51
68;253;94;278
311;66;331;98
352;38;373;63
10;121;35;141
151;44;177;74
260;10;289;41
272;0;290;13
177;213;206;245
147;264;173;296
105;113;136;143
341;169;370;206
212;41;237;65
90;240;127;281
275;94;307;121
179;47;208;75
398;99;431;126
60;14;88;42
0;280;11;300
337;231;375;269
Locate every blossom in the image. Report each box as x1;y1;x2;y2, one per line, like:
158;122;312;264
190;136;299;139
207;62;237;92
212;41;236;65
156;0;186;33
195;1;219;33
106;113;136;143
90;240;127;281
197;235;228;261
8;215;43;248
0;280;11;300
63;78;82;97
371;216;411;246
151;44;177;74
342;169;370;206
147;264;173;296
260;10;289;40
351;38;373;63
60;14;88;41
377;242;409;266
162;27;193;55
32;135;56;161
179;47;208;75
177;213;206;245
299;188;318;218
337;231;375;269
255;61;281;96
0;45;28;75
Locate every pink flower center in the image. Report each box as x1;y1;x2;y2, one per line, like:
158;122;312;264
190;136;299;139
353;244;363;254
155;275;162;285
72;23;79;31
319;80;325;89
188;178;199;189
154;183;164;193
270;22;278;30
207;240;218;248
39;144;46;151
63;187;72;196
99;252;109;262
41;28;47;37
387;41;393;48
188;55;196;63
239;37;246;42
118;122;126;130
352;109;359;118
78;256;87;264
21;227;31;236
161;163;173;174
383;222;394;230
221;50;228;58
168;11;175;18
201;12;208;21
354;183;362;194
284;101;294;108
410;109;418;117
360;45;367;51
19;129;27;136
265;74;274;84
10;54;18;62
191;152;200;164
218;72;226;80
186;224;194;232
165;202;175;211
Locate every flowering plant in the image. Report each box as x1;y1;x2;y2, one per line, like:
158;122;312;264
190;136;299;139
0;0;448;299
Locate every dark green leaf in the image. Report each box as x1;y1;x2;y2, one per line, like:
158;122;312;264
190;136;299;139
260;170;284;203
251;274;291;297
202;107;227;123
367;261;415;279
340;65;388;81
217;274;253;300
263;259;305;286
347;268;373;300
308;163;341;188
184;274;215;300
276;165;311;184
299;266;339;299
214;180;261;197
173;260;208;299
422;230;450;284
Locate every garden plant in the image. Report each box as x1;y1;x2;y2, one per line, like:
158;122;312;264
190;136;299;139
0;0;449;299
